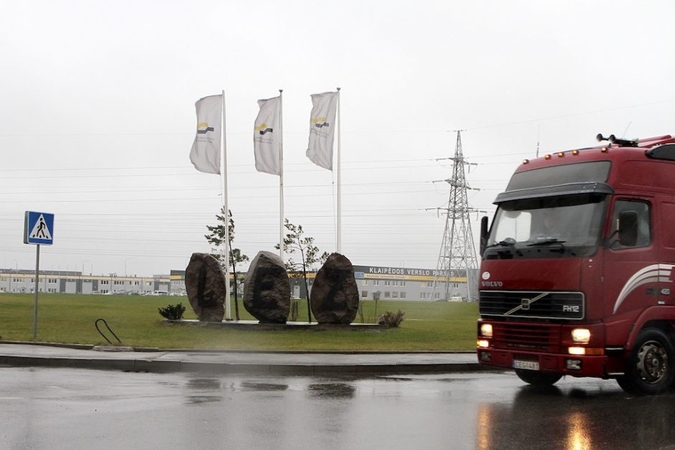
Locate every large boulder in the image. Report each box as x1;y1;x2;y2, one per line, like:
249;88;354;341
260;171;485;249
185;253;225;322
243;251;290;324
310;253;359;324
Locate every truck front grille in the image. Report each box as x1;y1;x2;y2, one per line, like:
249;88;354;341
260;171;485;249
479;290;584;320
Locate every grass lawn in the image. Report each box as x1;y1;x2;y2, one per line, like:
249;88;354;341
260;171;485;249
0;294;479;352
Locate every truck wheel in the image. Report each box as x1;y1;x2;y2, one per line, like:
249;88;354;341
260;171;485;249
515;369;562;386
617;328;675;395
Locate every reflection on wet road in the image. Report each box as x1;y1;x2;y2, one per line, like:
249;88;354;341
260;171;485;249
1;367;674;449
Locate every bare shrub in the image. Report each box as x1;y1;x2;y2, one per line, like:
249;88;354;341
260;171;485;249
380;310;405;327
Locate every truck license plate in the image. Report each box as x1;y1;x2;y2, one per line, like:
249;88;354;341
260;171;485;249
513;360;540;371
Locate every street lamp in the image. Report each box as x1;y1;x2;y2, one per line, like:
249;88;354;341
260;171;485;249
124;258;132;277
123;258;134;295
80;260;91;295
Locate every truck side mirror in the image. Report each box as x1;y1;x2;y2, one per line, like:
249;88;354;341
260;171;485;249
618;211;638;247
480;216;489;255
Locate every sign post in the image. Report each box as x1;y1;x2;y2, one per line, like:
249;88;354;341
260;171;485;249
23;211;55;340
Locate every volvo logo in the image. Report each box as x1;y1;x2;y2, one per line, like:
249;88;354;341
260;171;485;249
505;292;550;315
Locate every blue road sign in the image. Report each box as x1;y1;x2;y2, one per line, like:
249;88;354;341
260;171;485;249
24;211;55;245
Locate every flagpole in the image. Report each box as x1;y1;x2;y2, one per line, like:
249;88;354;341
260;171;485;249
221;90;232;321
279;89;284;261
336;87;342;253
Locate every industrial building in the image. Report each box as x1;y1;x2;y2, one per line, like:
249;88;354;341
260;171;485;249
0;265;471;301
0;269;172;295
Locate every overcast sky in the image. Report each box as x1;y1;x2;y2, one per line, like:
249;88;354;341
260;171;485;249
2;0;674;277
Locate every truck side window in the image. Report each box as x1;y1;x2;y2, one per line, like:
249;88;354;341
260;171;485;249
610;200;651;249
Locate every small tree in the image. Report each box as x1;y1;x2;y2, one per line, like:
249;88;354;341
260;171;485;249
205;207;249;320
276;219;329;323
158;303;186;321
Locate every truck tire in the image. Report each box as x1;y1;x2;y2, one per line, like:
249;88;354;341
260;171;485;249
616;328;675;395
515;369;562;386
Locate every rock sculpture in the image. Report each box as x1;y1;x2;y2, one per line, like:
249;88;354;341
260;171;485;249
310;253;359;324
243;251;290;323
185;253;226;322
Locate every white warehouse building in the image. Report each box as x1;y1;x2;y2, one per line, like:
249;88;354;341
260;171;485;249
1;265;473;301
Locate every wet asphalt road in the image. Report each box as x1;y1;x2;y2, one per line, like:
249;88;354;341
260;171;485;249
2;367;675;450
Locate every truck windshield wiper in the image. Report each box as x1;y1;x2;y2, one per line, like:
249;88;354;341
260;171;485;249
527;238;567;247
486;238;516;249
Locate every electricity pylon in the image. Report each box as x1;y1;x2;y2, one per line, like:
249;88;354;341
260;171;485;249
432;130;479;301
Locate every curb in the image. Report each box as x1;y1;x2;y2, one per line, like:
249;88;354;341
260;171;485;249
0;341;485;376
0;354;484;376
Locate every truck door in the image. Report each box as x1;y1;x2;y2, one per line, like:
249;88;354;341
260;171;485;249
657;201;675;306
603;199;655;331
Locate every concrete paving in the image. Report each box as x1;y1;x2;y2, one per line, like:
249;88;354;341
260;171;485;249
0;342;483;376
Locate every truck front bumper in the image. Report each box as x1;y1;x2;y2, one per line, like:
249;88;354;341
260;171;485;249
476;347;618;378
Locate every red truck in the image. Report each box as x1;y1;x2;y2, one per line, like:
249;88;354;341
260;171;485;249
477;133;675;395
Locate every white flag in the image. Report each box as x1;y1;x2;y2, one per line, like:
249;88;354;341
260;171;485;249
189;95;222;174
253;96;281;176
306;91;338;171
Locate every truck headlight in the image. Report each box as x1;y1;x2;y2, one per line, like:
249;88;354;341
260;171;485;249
480;323;493;338
571;328;591;344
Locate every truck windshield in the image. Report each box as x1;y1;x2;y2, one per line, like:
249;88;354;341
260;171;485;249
486;193;607;258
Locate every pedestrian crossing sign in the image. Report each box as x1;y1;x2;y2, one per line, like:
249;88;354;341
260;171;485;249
24;211;55;245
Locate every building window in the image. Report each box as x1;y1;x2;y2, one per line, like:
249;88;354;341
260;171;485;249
373;280;380;286
361;280;368;286
384;291;391;299
400;292;406;299
48;278;57;284
420;292;426;299
361;291;368;298
392;291;399;298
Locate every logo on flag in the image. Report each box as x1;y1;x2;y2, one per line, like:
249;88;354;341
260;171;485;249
253;96;281;176
306;91;338;171
197;122;215;134
255;124;274;135
190;95;222;174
